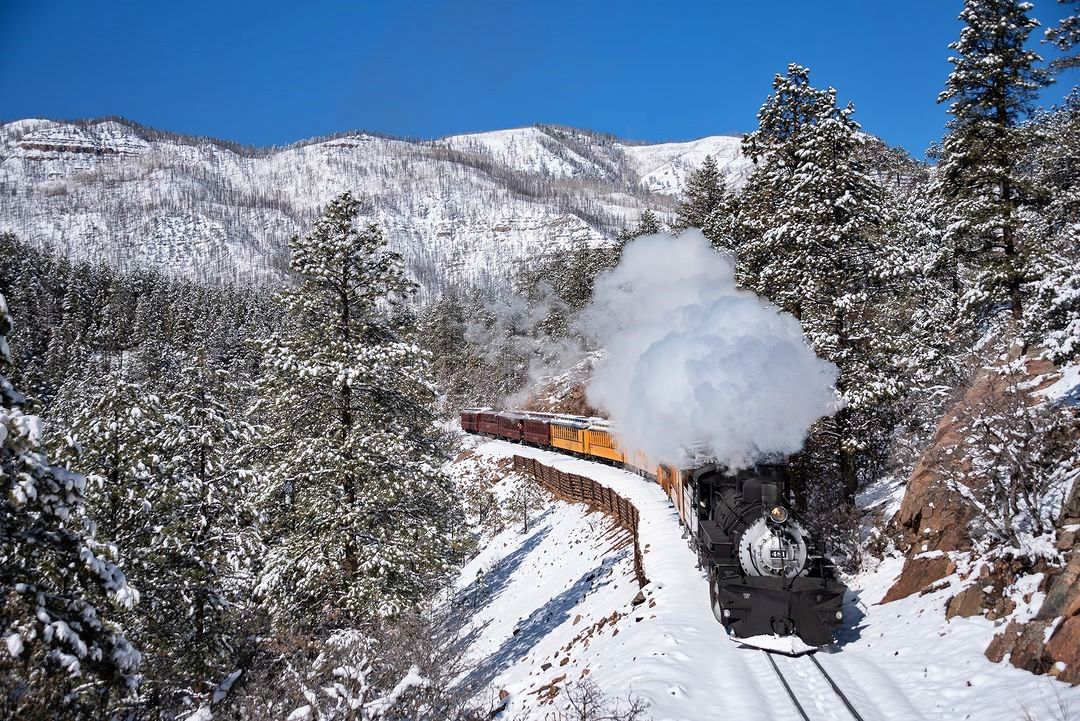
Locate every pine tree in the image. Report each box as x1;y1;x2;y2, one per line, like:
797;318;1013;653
1019;92;1080;359
936;0;1053;321
0;291;140;714
635;209;661;236
70;372;168;562
673;155;727;231
614;209;663;260
146;361;262;699
1046;0;1080;72
68;366;251;709
255;193;461;628
505;472;547;533
735;65;895;501
420;290;472;413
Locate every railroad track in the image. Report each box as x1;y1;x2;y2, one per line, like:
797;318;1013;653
763;651;867;721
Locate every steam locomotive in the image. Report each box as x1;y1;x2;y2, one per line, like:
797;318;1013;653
460;408;847;647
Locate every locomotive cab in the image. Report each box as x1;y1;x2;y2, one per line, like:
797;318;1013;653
692;464;846;647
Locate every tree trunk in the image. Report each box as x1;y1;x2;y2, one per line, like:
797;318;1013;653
835;408;858;504
339;257;358;580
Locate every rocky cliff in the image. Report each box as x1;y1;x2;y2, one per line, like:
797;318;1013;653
881;355;1080;684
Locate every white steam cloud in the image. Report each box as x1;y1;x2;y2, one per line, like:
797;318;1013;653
580;230;838;469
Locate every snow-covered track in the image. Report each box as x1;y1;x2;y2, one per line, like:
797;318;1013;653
764;652;812;721
808;654;867;721
765;651;867;721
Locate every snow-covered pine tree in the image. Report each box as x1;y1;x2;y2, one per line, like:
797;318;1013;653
673;155;728;231
736;65;897;501
504;471;547;534
614;209;663;260
459;290;534;404
255;192;460;628
1046;0;1079;71
1019;92;1080;360
420;290;472;413
562;238;616;314
936;0;1053;321
635;209;661;236
69;362;254;709
70;372;167;563
43;262;96;394
448;453;504;539
0;291;140;714
130;361;263;706
876;162;970;483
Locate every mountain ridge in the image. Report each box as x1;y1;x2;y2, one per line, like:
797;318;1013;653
0;117;749;290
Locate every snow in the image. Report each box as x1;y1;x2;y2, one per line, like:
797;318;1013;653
0;119;745;289
212;669;243;704
180;707;213;721
619;135;749;195
443;127;586;178
286;705;311;720
4;633;23;658
451;437;1080;721
1041;363;1080;406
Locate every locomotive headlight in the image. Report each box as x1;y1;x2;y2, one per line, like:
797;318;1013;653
768;506;789;524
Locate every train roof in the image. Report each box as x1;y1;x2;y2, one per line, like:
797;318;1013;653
462;407;618;431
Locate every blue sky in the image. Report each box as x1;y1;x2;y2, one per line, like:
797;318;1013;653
1;1;1074;157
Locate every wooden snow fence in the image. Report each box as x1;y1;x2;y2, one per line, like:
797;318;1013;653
511;455;648;588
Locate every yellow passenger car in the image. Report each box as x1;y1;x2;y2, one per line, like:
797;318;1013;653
584;423;625;464
550;418;588;454
626;448;654;477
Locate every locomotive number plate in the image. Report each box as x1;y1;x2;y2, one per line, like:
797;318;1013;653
769;549;787;559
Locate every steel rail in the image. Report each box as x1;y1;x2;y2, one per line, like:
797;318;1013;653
763;651;811;721
809;654;867;721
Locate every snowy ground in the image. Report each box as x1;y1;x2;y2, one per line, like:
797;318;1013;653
449;437;1080;721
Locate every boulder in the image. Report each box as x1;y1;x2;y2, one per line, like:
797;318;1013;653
881;555;956;604
985;521;1080;684
1045;616;1080;685
985;619;1056;675
886;355;1080;685
883;356;1062;604
946;585;987;620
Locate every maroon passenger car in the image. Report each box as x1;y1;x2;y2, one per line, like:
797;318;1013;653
496;412;525;442
477;411;501;436
460;409;480;433
521;414;551;445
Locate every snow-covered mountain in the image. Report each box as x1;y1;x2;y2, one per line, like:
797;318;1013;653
0;118;748;289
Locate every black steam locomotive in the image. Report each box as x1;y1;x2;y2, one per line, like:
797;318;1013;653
688;463;846;647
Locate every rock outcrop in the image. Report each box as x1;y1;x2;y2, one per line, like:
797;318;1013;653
881;355;1080;684
883;357;1058;603
985;531;1080;684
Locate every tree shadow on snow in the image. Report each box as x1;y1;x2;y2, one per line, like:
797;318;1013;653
457;549;629;691
459;516;556;610
437;519;558;663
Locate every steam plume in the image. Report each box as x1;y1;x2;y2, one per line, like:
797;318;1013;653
580;230;838;468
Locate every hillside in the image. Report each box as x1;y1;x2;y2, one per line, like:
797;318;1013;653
0;119;748;289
